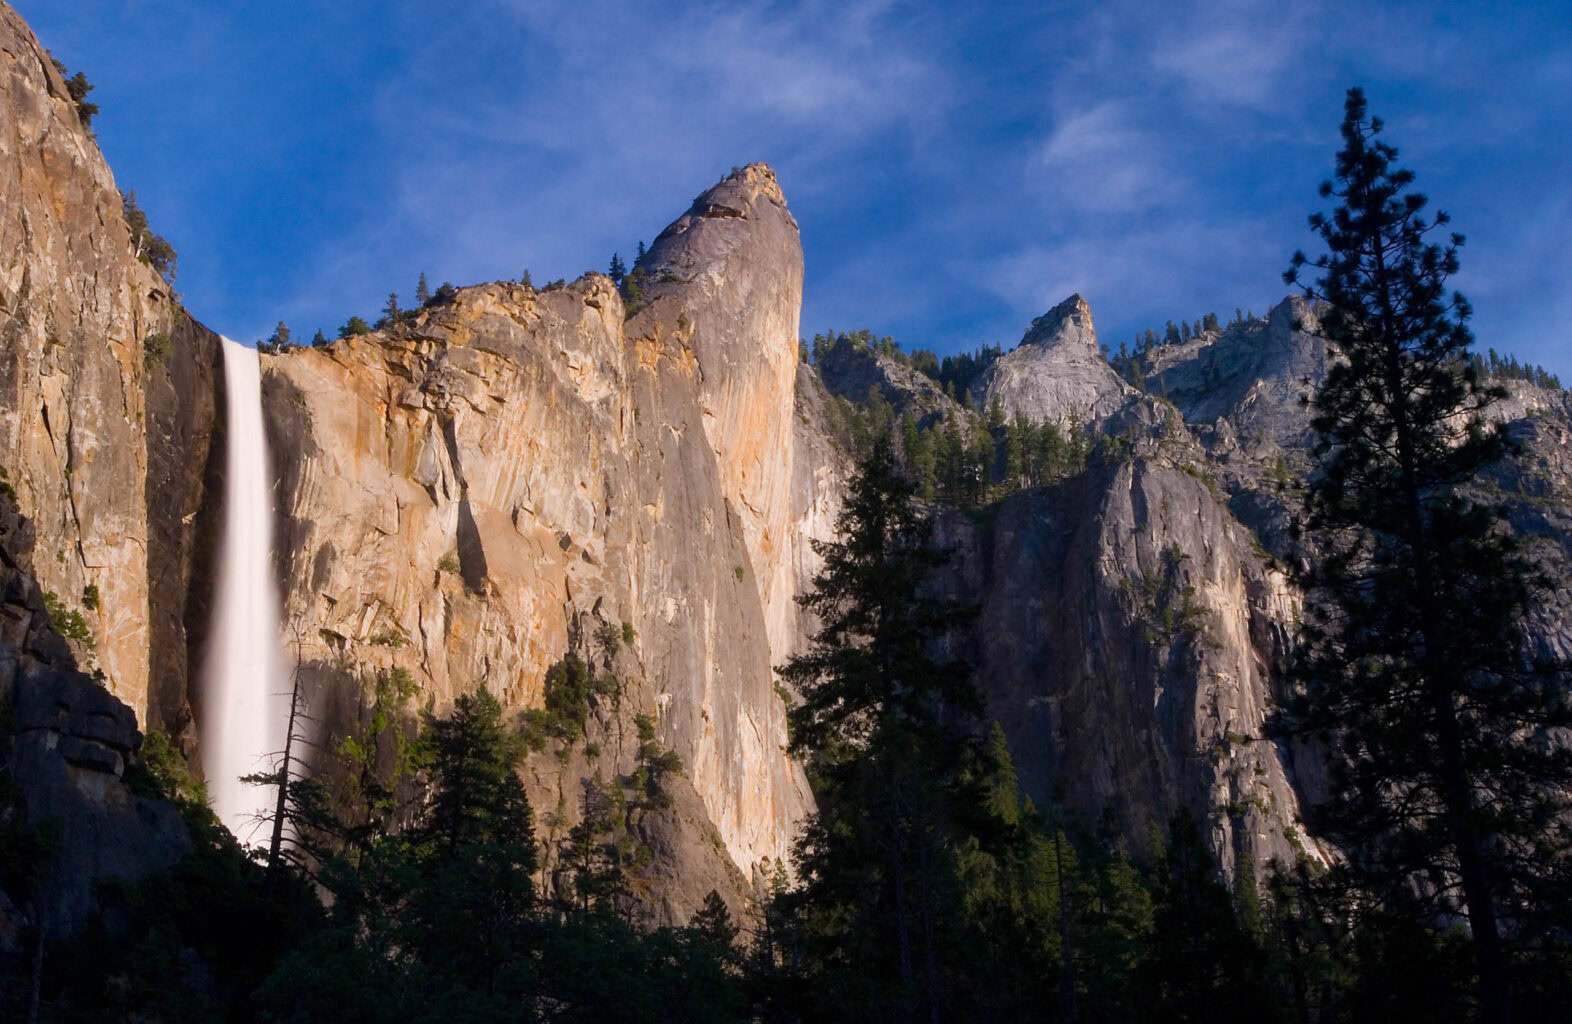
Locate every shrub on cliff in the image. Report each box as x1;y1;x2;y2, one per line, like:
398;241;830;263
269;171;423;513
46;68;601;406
47;54;98;128
120;190;178;284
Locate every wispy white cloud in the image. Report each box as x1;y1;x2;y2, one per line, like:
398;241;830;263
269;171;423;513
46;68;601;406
1030;103;1179;214
1147;2;1310;111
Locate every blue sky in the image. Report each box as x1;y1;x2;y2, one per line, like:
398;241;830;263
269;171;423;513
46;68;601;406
19;0;1572;378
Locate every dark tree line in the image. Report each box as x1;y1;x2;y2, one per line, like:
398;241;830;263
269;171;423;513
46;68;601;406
809;329;1005;404
829;387;1092;507
1470;349;1562;391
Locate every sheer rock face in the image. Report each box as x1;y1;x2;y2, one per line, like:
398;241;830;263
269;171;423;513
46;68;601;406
788;364;851;651
0;3;178;718
261;166;813;916
3;0;1567;915
940;455;1325;876
143;312;224;744
643;165;804;668
979;294;1136;426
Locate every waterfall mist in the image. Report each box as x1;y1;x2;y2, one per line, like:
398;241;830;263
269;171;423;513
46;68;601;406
200;337;289;842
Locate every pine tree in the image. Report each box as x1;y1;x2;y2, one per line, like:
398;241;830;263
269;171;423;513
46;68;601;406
1004;413;1028;490
420;689;533;851
49;57;99;127
384;292;400;324
1138;812;1270;1021
966;421;994;503
780;437;986;1020
1275;87;1572;1024
416;272;430;306
268;322;291;348
120;190;178;283
607;252;626;286
311;329;327;347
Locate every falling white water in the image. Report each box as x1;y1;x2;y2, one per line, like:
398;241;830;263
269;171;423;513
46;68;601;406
201;337;289;842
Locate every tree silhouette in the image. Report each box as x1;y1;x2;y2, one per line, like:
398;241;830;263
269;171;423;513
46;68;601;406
1275;87;1572;1024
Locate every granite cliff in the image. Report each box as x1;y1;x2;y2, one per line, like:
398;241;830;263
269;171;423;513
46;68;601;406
257;167;818;921
979;293;1138;426
0;3;173;718
2;0;1570;937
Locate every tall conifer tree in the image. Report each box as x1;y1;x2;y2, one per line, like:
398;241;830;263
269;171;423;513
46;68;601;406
781;437;986;1021
1275;87;1572;1024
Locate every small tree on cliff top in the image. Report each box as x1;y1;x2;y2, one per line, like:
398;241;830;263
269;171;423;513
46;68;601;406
1274;87;1572;1024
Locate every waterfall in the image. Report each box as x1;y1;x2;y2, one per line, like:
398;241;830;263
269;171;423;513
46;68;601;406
201;337;289;842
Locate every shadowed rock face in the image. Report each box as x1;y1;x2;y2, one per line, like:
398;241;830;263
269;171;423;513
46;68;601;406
0;3;181;718
979;294;1137;426
938;456;1324;875
4;0;1569;925
815;337;953;429
144;312;225;746
0;489;188;939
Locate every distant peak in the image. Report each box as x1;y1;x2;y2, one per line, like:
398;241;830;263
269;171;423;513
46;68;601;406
1021;293;1098;355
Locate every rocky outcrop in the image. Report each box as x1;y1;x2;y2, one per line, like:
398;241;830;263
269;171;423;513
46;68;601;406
0;2;180;719
815;336;953;429
979;294;1136;426
3;0;1566;921
0;489;187;940
1145;297;1330;457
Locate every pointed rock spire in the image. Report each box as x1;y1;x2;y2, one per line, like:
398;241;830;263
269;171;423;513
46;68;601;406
979;294;1135;426
1020;293;1099;356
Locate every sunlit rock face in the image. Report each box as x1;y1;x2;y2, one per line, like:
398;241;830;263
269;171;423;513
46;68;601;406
979;293;1137;427
1144;296;1331;455
0;3;178;718
642;164;806;670
260;167;814;919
